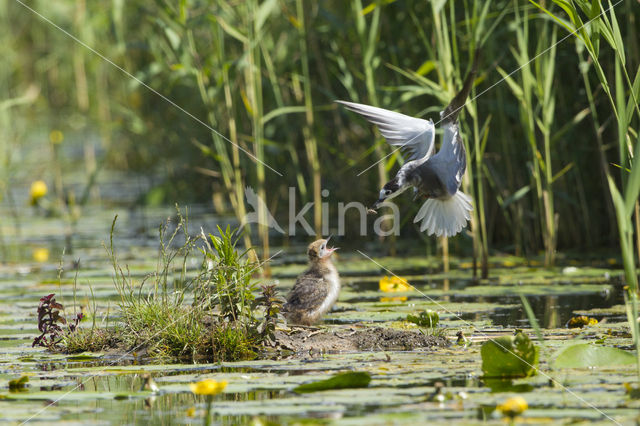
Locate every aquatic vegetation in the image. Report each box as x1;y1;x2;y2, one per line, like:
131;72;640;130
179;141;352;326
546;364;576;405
3;1;640;423
254;284;284;344
293;372;371;393
529;0;640;383
8;376;29;392
32;293;83;350
406;309;440;329
62;327;119;354
481;331;539;378
64;211;282;361
200;225;260;325
554;343;636;368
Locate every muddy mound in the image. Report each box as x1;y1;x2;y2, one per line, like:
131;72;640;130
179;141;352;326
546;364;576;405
274;326;449;354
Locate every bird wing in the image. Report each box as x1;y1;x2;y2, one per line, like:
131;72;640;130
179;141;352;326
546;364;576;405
439;49;479;126
336;100;436;162
426;50;478;196
284;273;328;311
436;123;466;196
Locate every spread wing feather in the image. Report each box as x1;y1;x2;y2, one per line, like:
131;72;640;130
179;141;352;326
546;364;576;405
336;100;436;162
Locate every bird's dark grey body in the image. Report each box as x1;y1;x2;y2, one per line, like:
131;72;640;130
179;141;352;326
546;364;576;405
283;239;340;326
405;160;450;199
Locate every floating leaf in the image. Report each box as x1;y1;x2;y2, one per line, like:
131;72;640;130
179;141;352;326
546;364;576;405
9;376;29;392
293;372;371;393
380;296;407;303
484;378;534;393
481;331;539;378
554;343;635;368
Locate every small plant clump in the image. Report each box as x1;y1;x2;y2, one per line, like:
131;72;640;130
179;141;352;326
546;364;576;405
406;310;439;329
54;207;284;362
32;293;83;350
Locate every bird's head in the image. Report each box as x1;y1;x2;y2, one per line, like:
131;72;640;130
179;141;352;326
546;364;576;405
372;178;404;209
308;237;338;260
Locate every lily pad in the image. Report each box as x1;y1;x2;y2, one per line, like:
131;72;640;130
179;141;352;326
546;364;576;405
554;343;636;368
293;372;371;393
481;331;539;378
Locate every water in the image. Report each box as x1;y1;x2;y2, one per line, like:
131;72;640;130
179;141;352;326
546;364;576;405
0;203;637;424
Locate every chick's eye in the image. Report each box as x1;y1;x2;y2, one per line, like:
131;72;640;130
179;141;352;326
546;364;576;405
321;244;325;250
385;190;391;195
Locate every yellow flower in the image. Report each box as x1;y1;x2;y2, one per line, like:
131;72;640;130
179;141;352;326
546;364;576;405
30;180;48;204
49;130;64;144
189;379;227;396
497;396;528;418
32;248;49;263
185;406;196;417
567;316;598;328
379;276;411;293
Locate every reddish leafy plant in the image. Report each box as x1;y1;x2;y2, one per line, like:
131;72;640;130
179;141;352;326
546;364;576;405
32;293;83;350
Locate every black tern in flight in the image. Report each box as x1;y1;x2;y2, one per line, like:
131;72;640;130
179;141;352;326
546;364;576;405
337;54;478;238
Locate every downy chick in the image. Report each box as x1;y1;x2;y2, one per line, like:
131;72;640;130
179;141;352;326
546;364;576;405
283;238;340;326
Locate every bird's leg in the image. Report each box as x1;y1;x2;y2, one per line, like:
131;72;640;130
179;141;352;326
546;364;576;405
412;189;430;201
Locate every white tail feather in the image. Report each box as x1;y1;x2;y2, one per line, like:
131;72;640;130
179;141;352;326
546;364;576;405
413;191;473;237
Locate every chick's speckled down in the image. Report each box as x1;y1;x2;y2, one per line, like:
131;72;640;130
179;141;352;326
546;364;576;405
283;239;340;326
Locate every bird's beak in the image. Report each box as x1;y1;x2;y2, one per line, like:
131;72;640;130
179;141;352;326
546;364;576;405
324;235;338;257
372;198;384;210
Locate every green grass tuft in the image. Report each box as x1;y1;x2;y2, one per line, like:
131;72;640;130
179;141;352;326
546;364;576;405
63;207;279;362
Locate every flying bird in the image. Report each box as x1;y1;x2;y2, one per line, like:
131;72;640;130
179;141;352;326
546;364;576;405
337;54;478;238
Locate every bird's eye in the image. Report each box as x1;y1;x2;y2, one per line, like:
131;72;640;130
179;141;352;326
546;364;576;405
321;244;325;250
385;190;392;195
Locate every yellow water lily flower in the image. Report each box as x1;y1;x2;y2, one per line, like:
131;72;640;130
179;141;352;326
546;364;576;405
32;248;49;263
189;379;227;396
567;316;598;328
379;276;411;293
497;396;528;418
30;180;47;205
49;130;64;144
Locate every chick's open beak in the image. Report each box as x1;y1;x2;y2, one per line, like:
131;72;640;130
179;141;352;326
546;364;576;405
323;236;338;257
